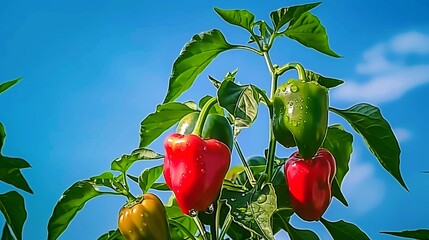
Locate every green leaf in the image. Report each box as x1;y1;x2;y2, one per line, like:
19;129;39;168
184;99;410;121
321;218;370;240
286;222;319;240
2;223;14;240
165;196;198;239
305;70;344;88
111;148;164;173
284;12;340;57
163;29;236;103
198;95;224;115
0;78;22;95
322;124;353;206
217;81;259;135
0;123;5;151
139;102;198;147
330;104;408;190
221;184;277;240
214;8;255;32
270;2;321;31
381;229;429;239
0;191;26;240
331;179;348;207
253;21;273;44
89;172;118;191
272;208;294;234
0;156;33;194
150;182;170;191
209;69;238;90
168;218;197;240
138;165;163;194
47;181;107;240
97;229;125;240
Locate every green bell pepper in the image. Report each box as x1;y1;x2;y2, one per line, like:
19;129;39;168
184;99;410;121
273;79;328;159
176;112;233;151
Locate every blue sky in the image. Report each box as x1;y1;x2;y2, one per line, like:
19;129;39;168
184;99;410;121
1;0;429;239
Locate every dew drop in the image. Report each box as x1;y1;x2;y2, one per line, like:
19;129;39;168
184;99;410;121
143;212;149;218
299;106;303;110
237;215;243;219
231;198;236;202
205;204;215;214
203;146;207;151
241;193;246;197
189;209;198;217
291;121;298;127
290;85;298;93
200;169;206;173
142;223;147;227
257;194;267;203
284;116;290;123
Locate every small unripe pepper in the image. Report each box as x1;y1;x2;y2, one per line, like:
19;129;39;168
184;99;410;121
118;193;170;240
176;112;233;151
284;148;336;221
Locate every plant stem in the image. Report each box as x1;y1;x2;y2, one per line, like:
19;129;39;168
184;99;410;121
193;216;209;240
193;97;217;136
218;213;232;240
234;140;256;186
214;200;222;240
236;45;263;56
263;51;278;182
276;62;307;81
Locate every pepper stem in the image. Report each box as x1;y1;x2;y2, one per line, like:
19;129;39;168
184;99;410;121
192;97;217;136
193;216;209;240
276;62;308;81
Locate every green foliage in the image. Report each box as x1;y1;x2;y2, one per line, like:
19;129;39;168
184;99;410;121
138;164;163;194
321;218;371;240
97;229;125;240
139;102;198;147
284;12;340;57
0;79;32;240
331;104;408;190
0;78;22;95
381;229;429;239
0;191;27;240
305;70;344;88
111;148;164;173
163;30;236;103
47;181;107;240
221;184;277;239
322;124;353;206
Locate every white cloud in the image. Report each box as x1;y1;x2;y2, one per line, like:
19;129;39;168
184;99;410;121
393;128;412;142
333;31;429;104
342;150;385;216
391;31;429;54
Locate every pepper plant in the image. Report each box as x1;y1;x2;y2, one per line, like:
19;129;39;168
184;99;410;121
0;78;33;240
47;2;409;240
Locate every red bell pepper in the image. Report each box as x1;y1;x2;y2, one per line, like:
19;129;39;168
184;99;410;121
284;148;336;221
163;133;231;214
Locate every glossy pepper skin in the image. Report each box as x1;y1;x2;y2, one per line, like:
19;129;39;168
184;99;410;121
118;193;170;240
176;112;233;151
284;148;336;221
273;79;328;159
163;133;231;214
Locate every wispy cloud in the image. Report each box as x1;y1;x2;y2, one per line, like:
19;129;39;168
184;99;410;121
342;150;385;216
393;128;412;143
333;31;429;104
